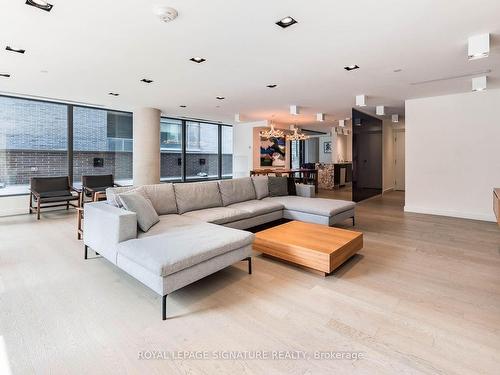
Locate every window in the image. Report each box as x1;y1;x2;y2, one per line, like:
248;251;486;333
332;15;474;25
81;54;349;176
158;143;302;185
73;107;133;186
221;126;233;178
0;96;68;195
0;94;233;197
160;118;183;182
185;121;219;180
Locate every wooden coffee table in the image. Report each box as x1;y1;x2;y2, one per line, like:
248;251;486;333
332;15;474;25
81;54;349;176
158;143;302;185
254;221;363;276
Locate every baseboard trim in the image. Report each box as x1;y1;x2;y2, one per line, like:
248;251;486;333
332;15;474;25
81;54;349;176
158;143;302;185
404;205;496;223
382;188;394;195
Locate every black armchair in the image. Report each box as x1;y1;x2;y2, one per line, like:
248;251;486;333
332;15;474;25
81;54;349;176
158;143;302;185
81;174;119;205
29;176;79;220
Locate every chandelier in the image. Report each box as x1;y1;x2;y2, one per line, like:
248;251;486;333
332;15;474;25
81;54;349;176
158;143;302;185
286;127;309;141
260;122;284;138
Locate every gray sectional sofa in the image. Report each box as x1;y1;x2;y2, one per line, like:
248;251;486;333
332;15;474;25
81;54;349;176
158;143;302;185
83;177;355;319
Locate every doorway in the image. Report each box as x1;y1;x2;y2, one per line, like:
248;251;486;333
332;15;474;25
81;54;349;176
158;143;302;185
352;109;383;202
394;129;405;191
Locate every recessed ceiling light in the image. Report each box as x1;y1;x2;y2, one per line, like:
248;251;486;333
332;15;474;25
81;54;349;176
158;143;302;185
393;68;403;73
266;84;277;88
190;57;206;63
25;0;53;12
216;105;220;108
344;65;359;71
0;73;10;78
108;92;119;96
179;105;187;108
276;16;297;28
6;46;26;54
216;96;225;100
141;78;153;84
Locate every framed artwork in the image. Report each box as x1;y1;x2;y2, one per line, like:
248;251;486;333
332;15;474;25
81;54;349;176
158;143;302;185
260;136;286;167
323;141;332;153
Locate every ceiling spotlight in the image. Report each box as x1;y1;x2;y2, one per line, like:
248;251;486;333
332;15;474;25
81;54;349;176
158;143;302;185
108;93;119;96
472;76;487;92
290;105;299;115
276;16;297;28
25;0;53;11
316;113;325;122
234;113;241;122
179;105;187;108
216;96;225;100
392;114;399;123
190;57;206;63
339;120;345;127
355;95;367;107
0;73;10;78
141;78;153;84
266;84;277;88
393;68;403;73
468;34;489;60
344;65;359;71
376;106;385;115
6;46;25;54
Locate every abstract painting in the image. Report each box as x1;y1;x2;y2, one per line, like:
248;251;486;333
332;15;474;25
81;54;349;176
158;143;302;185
260;136;286;167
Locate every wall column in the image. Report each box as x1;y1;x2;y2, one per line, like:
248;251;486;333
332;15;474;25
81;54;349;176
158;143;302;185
133;107;160;185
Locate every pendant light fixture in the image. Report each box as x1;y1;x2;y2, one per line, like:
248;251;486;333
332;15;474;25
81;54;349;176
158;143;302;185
260;121;284;139
286;126;309;141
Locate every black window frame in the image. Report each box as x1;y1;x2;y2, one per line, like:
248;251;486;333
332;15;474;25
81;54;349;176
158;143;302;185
161;116;233;183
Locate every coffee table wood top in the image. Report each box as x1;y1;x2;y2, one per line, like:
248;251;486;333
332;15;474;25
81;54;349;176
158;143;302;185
254;221;363;275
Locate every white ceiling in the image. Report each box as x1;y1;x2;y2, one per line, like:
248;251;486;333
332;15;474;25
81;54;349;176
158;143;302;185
1;0;499;129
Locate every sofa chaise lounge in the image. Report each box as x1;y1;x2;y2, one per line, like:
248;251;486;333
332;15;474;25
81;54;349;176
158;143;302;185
84;177;355;319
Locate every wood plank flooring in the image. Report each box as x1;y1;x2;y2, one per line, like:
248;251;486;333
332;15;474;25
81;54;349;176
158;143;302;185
0;191;499;374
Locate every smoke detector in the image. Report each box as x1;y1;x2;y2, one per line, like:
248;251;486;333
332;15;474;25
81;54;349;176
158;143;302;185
155;6;178;23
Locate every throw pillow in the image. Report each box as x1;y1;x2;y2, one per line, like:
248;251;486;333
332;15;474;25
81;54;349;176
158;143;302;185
119;192;159;232
287;178;297;196
251;176;269;199
268;176;289;197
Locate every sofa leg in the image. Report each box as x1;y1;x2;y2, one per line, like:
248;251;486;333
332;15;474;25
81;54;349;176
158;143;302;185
162;294;168;320
37;200;41;220
352;217;355;226
244;257;252;275
84;245;88;260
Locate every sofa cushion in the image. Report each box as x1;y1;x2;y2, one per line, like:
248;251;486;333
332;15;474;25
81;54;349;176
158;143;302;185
182;207;251;225
268;176;289;197
116;223;254;276
263;196;355;216
119;192;159;232
106;186;136;207
218;177;256;206
228;199;284;216
142;183;178;215
138;214;203;238
252;176;269;199
174;181;222;214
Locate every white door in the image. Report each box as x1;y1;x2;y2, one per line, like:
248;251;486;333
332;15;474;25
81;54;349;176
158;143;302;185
394;130;405;191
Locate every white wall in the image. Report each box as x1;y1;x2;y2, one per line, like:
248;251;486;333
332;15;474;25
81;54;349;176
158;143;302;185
405;89;500;222
382;120;395;192
232;120;267;178
319;135;334;163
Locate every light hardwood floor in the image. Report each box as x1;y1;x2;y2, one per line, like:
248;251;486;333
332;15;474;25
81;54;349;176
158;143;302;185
0;192;499;374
